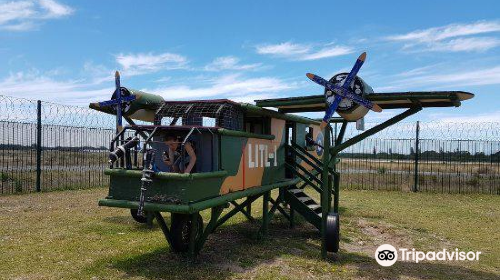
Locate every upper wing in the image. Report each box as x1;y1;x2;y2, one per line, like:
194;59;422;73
370;91;474;109
254;91;474;113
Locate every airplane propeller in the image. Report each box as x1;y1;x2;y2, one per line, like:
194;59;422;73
98;71;136;133
306;52;382;129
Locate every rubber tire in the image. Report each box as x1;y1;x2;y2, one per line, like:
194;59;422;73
325;212;340;252
170;213;203;252
130;209;148;224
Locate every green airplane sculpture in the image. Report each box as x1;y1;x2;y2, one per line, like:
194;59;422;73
91;52;474;260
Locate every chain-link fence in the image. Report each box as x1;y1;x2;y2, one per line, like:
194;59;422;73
0;95;116;193
1;94;499;195
337;122;500;194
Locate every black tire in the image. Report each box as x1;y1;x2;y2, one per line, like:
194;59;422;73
325;212;340;252
170;213;203;252
130;209;148;224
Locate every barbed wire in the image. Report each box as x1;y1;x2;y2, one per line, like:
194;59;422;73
340;121;500;141
40;100;116;128
1;94;500;141
0;95;38;124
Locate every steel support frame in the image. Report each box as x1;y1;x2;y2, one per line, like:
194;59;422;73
318;106;422;259
320;124;332;259
153;189;294;261
258;190;290;238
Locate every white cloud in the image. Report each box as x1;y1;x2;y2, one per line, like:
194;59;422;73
386;20;500;53
0;70;112;106
256;42;311;57
395;64;442;77
39;0;73;18
256;41;353;61
434;111;500;123
376;65;500;91
401;37;500;53
115;52;188;75
0;0;73;31
301;46;354;61
387;21;500;42
147;74;297;102
204;56;261;71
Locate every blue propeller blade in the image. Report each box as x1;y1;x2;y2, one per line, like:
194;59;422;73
98;95;135;107
342;52;366;89
323;95;343;123
115;71;123;131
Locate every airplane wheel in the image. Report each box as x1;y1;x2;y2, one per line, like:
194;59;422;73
326;212;340;252
130;209;148;223
170;213;203;252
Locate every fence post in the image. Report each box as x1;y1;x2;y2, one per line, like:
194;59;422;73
36;100;42;192
413;121;420;192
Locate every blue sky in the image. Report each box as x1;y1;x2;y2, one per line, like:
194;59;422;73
1;0;500;123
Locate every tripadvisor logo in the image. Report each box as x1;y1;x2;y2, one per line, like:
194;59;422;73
375;244;398;266
375;244;482;267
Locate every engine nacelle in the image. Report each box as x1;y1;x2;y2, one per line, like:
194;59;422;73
89;88;164;122
325;73;374;121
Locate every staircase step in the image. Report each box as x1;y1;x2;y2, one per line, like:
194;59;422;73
297;196;313;203
288;188;303;194
307;204;321;211
284;192;322;231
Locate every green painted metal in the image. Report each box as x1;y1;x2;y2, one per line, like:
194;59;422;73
333;173;340;213
270;196;290;221
260;191;270;237
217;128;275;140
89;88;164;121
290;141;336;174
36;100;42;192
99;178;300;214
321;125;331;259
413;121;420;192
241;103;320;125
266;194;284;224
220;135;246;178
104;168;228;180
330;106;422;155
188;212;200;259
104;169;227;204
230;200;255;222
99;199;191;212
291;162;323;186
283;189;321;229
285;163;322;194
290;143;322;172
195;206;224;253
255;96;325;108
215;195;259;229
245;196;253;219
254;91;472;112
154;212;174;247
335;120;348;146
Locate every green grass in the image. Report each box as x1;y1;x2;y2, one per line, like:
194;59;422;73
0;188;499;279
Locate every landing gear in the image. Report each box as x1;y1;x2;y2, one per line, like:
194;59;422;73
325;212;340;252
170;213;203;252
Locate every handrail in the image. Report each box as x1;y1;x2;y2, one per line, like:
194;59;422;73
217;128;275;140
104;169;228;180
285;163;322;193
